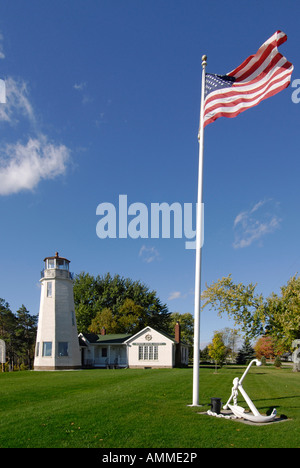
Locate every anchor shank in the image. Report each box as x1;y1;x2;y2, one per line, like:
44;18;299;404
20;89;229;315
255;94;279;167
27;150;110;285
238;384;260;417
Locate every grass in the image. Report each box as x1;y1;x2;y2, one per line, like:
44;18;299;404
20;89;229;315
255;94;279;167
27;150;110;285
0;365;299;448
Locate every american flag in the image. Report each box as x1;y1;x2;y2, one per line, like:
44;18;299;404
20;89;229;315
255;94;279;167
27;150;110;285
203;31;293;128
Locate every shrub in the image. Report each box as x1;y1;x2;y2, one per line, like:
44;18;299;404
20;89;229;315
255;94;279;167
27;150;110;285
274;356;282;368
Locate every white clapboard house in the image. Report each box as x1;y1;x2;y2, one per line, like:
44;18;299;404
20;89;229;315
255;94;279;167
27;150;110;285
79;322;189;369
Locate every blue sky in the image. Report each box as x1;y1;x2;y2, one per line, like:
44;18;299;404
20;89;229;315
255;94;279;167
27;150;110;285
0;0;299;347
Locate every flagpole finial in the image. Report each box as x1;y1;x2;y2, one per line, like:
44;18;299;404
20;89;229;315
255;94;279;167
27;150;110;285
202;55;207;68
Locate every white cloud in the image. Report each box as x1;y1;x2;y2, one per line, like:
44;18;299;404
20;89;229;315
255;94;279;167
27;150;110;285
168;291;182;300
0;77;35;124
0;77;71;195
73;82;86;91
0;135;70;195
139;245;160;263
73;81;93;104
168;289;194;301
233;199;281;249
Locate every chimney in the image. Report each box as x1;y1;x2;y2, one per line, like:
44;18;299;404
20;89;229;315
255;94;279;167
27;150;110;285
101;327;106;336
175;321;181;343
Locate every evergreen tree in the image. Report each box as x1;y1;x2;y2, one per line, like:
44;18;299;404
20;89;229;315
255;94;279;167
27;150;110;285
200;346;210;361
236;338;255;365
0;299;17;368
15;305;38;369
0;299;37;369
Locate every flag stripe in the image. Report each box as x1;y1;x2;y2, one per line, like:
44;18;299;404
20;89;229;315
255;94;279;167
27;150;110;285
204;69;292;126
205;77;290;120
205;59;292;114
237;47;284;83
228;30;287;80
202;31;293;129
205;57;289;106
204;76;291;126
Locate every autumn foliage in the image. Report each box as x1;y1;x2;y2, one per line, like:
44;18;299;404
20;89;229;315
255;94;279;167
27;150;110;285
254;336;276;359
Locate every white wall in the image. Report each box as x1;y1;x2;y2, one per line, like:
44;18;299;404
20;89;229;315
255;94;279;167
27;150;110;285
126;327;175;368
34;270;81;370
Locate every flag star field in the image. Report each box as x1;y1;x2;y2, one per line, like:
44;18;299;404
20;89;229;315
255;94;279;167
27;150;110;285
204;74;235;98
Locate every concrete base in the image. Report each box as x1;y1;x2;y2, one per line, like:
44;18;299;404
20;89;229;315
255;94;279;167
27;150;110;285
198;409;290;426
34;366;82;371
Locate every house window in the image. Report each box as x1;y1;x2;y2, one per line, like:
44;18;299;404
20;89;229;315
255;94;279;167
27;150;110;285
47;282;52;297
71;311;75;326
42;341;52;357
138;345;158;361
101;348;107;358
58;342;68;356
36;342;40;357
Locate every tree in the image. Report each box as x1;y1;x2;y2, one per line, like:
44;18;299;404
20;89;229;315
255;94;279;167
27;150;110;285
74;272;171;334
219;327;240;362
165;312;194;363
73;272;98;332
0;298;15;337
201;275;264;340
117;299;146;333
201;274;300;353
208;331;227;372
88;299;145;334
254;335;275;360
89;308;117;334
274;355;282;368
264;274;300;351
236;339;255;365
166;312;194;346
0;299;17;369
0;299;37;369
14;305;38;369
200;346;210;361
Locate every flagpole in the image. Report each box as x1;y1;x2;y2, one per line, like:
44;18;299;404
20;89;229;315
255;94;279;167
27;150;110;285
191;54;207;406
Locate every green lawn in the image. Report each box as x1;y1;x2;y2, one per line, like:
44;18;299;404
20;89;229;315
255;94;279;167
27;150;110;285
0;366;299;448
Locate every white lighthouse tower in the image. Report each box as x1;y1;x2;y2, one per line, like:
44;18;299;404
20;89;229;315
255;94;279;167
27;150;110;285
34;252;81;370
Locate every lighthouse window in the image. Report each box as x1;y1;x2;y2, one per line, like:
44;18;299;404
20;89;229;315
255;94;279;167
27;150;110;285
47;259;55;269
58;342;68;357
47;282;52;297
57;259;69;270
42;342;52;357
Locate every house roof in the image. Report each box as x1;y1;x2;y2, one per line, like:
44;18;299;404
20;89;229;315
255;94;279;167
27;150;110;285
80;333;132;345
124;326;177;345
79;326;190;347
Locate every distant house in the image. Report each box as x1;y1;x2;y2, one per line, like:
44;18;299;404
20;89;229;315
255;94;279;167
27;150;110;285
79;322;189;369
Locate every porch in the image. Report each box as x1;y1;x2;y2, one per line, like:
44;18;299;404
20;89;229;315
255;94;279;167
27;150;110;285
82;343;128;368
